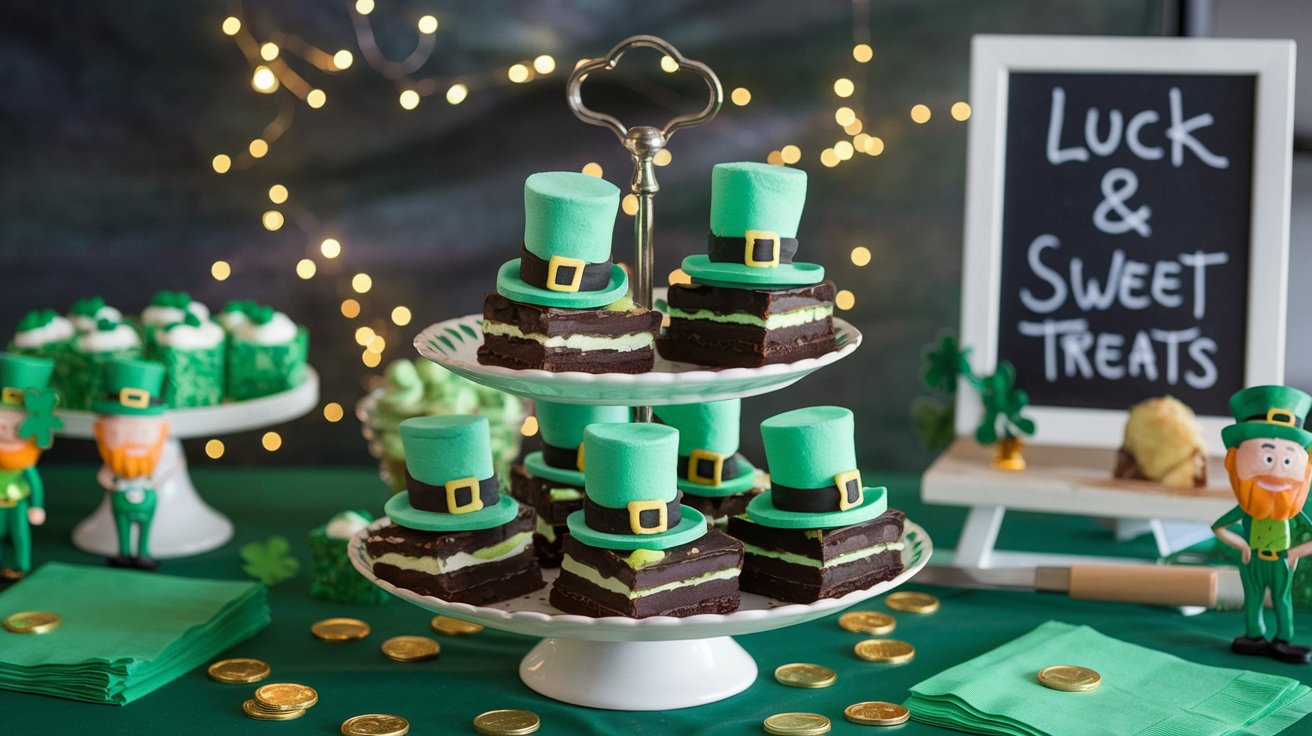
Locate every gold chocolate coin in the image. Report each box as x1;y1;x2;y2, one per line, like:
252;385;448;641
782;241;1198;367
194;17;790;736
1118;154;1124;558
773;663;837;689
431;615;484;636
381;635;441;662
884;591;940;614
838;611;896;635
254;682;319;711
1038;665;1101;692
312;617;371;641
472;708;541;735
341;713;411;735
763;712;832;735
243;699;307;721
2;611;61;634
207;657;271;684
855;639;916;664
844;701;911;726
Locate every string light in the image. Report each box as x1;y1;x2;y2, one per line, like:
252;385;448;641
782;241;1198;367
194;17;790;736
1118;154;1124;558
520;416;539;437
851;246;872;267
820;148;839;168
211;154;231;174
766;150;784;166
355;0;374;15
835;290;856;310
843;119;862;135
951;101;972;121
399;90;420;110
262;431;282;452
833;78;855;98
834;140;855;161
307;89;326;108
865;136;885;156
296;258;317;279
780;145;801;164
659;55;678;73
533;55;555;74
391;306;412;326
320;238;341;258
249;138;269;157
205;439;225;459
508;64;530;83
445;83;467;105
621;194;638;216
262;210;284;230
853;133;872;151
362;351;382;368
268;184;288;204
367;335;386;354
333;50;354;70
581;162;603;177
211;260;231;281
652;149;671;167
853;43;873;63
355;326;376;346
259;42;280;61
835;107;856;126
417;14;438;34
910;104;932;123
668;269;691;286
730;87;751;106
323;403;345;422
352;273;373;293
251;65;278;93
221;17;241;36
340;299;361;318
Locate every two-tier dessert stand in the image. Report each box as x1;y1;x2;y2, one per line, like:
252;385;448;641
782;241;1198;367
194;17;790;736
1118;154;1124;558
350;35;931;711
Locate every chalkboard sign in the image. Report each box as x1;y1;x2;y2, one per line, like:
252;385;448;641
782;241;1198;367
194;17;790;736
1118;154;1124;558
958;36;1295;451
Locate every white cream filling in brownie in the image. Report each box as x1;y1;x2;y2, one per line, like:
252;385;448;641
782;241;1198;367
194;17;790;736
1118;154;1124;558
535;515;558;543
371;531;533;575
666;304;833;330
560;555;740;600
741;541;903;569
482;321;653;352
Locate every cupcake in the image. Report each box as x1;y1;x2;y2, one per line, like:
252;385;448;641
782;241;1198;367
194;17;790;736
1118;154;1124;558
309;511;391;605
155;313;226;408
67;319;143;410
217;299;257;333
226;305;307;400
67;296;122;333
9;309;76;401
142;291;209;349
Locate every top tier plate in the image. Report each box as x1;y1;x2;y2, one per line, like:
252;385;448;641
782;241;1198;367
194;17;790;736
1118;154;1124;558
414;315;861;406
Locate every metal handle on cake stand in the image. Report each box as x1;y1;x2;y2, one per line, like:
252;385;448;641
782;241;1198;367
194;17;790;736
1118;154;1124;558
567;35;723;421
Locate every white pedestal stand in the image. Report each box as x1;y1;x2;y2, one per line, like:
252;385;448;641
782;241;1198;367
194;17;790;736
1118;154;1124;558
56;368;319;559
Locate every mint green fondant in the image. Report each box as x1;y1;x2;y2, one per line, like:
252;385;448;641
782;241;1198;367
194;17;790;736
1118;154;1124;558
666;304;832;329
385;491;519;532
548;488;583;502
482;321;653;351
623;548;666;569
564;506;708;551
1222;385;1312;449
710;162;807;239
537;401;630;450
680;254;825;288
535;514;557;543
400;414;495;486
561;554;739;599
472;531;533;560
584;422;678;509
654;400;741;456
677;457;758;498
741;539;903;569
494;259;629;309
747;485;888;529
523;172;620;263
761;406;856;489
0;353;54;400
92;359;166;416
524;452;585;489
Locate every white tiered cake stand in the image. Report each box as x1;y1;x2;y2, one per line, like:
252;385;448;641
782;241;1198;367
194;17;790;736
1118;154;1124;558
56;368;319;558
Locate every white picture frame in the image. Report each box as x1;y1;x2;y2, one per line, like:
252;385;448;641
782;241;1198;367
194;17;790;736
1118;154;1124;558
957;35;1296;455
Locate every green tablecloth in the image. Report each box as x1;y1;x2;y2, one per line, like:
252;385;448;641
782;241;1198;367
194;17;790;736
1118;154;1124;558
1;465;1307;735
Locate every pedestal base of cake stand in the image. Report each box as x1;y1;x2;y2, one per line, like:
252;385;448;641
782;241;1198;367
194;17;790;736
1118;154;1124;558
71;438;234;559
519;636;757;710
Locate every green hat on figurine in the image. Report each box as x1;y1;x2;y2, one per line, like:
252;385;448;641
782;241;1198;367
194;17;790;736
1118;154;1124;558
746;406;887;529
495;171;629;309
653;399;759;497
565;422;708;551
1221;385;1312;450
385;414;520;531
680;162;825;289
0;353;55;411
524;401;630;487
92;359;166;416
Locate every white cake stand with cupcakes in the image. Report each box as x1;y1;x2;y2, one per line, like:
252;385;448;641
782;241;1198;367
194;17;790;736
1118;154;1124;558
350;35;931;711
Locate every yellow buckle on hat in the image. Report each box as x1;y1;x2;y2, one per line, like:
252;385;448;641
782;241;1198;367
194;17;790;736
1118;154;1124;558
687;449;725;486
627;500;668;535
834;469;863;510
1;387;23;406
546;255;587;293
444;477;484;515
743;229;781;268
576;444;586;472
1266;408;1297;427
119;388;150;410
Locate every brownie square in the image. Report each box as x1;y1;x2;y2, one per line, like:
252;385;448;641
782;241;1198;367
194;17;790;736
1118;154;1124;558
658;281;837;368
478;293;662;374
508;464;584;568
726;509;905;603
681;485;765;528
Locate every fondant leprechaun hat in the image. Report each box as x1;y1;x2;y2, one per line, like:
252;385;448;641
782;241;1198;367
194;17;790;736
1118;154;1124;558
524;401;630;487
0;353;54;411
1221;386;1312;449
681;162;825;289
565;423;708;551
385;414;520;531
495;171;629;309
92;359;166;416
746;406;886;529
653;399;758;497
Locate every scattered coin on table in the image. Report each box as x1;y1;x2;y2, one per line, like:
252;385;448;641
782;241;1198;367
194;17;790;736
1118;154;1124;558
763;712;832;735
854;639;916;664
243;698;307;721
838;611;896;635
844;701;911;726
311;617;371;641
341;713;411;735
254;682;319;711
1038;665;1101;692
3;610;61;634
381;635;441;662
431;615;485;636
207;657;271;684
773;663;837;688
884;591;940;614
472;708;541;735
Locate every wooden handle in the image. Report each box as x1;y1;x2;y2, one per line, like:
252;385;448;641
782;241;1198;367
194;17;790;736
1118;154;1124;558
1066;565;1217;607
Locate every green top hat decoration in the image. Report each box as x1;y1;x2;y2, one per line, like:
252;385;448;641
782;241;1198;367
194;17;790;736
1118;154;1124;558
565;422;708;551
495;171;629;309
747;405;887;529
92;359;166;417
653;399;759;498
523;401;630;488
1221;385;1312;450
385;414;520;531
0;352;62;449
681;162;825;289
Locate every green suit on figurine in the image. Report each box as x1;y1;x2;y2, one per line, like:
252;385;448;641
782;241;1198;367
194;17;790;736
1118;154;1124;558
1212;385;1312;664
92;359;170;570
0;353;62;580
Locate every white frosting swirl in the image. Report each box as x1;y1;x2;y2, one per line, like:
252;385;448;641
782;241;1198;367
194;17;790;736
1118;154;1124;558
326;511;370;539
157;319;224;350
69;306;122;332
141;305;186;327
235;311;298;345
75;324;140;352
13;315;75;348
218;311;250;332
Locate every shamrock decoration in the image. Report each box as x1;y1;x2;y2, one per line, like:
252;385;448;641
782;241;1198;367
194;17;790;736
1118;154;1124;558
240;536;300;586
19;387;63;449
974;361;1036;445
921;333;974;395
248;305;276;326
69;296;107;318
912;331;1036;455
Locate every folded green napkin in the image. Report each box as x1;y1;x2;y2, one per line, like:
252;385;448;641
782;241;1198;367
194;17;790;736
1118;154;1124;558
905;621;1312;736
0;562;269;705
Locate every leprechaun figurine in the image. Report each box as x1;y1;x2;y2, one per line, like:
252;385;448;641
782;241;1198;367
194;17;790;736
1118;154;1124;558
1212;385;1312;664
92;358;170;570
0;353;62;580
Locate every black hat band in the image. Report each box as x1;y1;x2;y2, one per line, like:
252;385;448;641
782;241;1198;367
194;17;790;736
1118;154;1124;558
707;232;799;269
583;492;683;536
519;244;613;293
406;470;500;515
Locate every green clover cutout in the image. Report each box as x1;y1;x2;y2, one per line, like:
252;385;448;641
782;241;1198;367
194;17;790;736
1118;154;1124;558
19;387;63;449
240;536;300;586
974;361;1036;445
921;333;975;395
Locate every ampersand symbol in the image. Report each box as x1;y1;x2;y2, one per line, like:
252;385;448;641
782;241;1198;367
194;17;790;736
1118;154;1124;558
1093;167;1152;238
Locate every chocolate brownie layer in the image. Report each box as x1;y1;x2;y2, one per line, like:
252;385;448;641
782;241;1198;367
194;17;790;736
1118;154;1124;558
728;509;905;561
681;487;763;525
373;550;544;605
482;292;662;337
738;554;903;603
550;577;741;618
665;281;836;316
658;281;836;368
478;293;662;374
366;505;537;558
509;464;583;524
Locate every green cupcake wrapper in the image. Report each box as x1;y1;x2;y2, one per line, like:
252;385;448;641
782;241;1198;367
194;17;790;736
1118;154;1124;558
65;346;145;411
155;341;226;408
226;327;308;401
309;527;391;605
